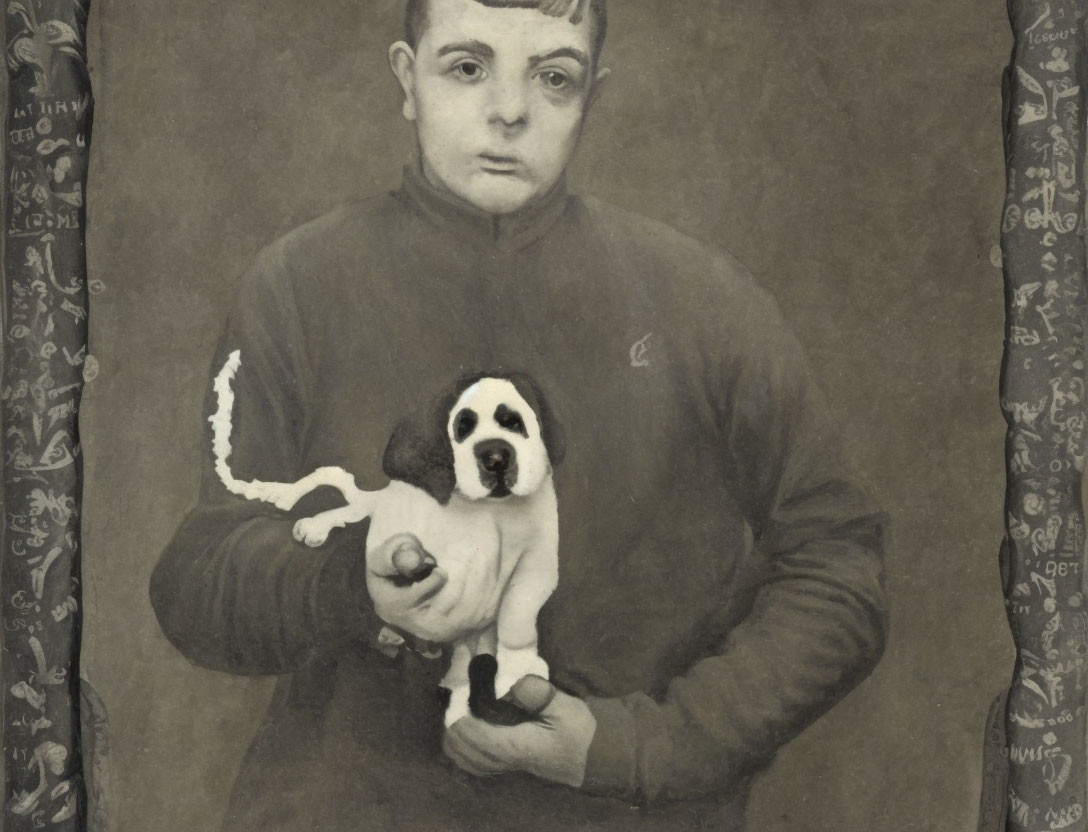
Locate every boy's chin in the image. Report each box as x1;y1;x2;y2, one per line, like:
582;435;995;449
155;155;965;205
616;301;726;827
459;178;543;216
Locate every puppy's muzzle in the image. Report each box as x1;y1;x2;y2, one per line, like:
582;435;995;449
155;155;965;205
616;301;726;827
475;439;518;497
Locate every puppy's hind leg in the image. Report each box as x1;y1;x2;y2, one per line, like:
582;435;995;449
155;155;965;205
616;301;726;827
267;466;365;512
292;489;376;547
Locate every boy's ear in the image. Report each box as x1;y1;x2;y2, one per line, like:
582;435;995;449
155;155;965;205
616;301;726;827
388;41;419;122
588;66;611;107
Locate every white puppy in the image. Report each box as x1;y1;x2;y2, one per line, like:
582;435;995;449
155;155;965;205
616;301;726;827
209;351;563;726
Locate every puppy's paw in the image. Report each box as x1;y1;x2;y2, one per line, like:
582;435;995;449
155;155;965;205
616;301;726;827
292;517;331;548
444;684;471;728
494;649;549;700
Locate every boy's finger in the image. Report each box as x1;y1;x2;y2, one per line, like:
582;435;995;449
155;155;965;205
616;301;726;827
443;726;509;776
368;533;425;578
405;567;447;606
449;715;535;763
444;742;494;778
391;542;437;581
501;675;556;716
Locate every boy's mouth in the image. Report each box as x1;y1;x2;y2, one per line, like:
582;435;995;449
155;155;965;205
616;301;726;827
479;154;523;175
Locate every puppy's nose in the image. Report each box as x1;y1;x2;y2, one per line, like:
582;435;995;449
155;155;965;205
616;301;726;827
476;440;513;473
481;448;510;473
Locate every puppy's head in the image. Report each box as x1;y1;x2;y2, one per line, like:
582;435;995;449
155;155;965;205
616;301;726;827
383;373;564;505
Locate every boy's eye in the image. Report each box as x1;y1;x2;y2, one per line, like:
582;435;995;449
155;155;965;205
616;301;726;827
538;71;570;91
452;61;486;81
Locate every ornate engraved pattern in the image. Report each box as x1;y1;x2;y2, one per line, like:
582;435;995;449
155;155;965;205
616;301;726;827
2;0;92;828
1000;2;1088;829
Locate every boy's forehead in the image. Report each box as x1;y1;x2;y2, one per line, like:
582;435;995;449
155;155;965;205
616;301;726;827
420;0;594;56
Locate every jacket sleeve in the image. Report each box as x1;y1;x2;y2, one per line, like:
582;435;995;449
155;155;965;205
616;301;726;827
149;242;380;675
580;284;889;803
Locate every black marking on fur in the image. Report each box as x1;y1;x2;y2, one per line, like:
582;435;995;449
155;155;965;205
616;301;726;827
503;374;566;467
467;654;535;726
383;372;563;506
383;409;457;506
454;408;479;443
494;404;528;438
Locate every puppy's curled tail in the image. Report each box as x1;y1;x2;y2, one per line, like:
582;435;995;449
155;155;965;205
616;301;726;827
208;350;368;511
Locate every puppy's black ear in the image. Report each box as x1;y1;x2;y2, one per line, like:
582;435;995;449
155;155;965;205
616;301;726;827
505;373;566;468
382;398;457;506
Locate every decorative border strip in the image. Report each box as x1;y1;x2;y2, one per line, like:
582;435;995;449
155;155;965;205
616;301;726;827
2;0;93;829
998;1;1088;829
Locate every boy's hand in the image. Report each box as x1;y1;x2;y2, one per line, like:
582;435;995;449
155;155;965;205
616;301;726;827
383;533;440;584
368;534;446;641
443;675;597;788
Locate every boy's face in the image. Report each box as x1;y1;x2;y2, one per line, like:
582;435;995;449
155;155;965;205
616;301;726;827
390;0;607;215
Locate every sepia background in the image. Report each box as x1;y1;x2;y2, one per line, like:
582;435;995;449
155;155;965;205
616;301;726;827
76;0;1012;829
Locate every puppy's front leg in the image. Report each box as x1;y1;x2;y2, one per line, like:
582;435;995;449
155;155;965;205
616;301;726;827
494;645;550;703
493;546;557;699
441;641;473;728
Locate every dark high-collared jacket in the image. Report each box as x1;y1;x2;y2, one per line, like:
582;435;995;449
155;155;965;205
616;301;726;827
150;167;889;831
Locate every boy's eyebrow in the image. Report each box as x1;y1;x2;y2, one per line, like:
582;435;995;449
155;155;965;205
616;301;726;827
436;40;496;60
529;47;589;68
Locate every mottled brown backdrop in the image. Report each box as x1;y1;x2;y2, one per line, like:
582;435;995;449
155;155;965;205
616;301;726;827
77;0;1012;829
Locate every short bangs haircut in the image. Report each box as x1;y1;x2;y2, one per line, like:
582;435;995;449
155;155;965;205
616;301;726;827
405;0;608;64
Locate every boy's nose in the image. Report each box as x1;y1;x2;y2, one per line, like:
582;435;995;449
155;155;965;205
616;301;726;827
487;82;529;131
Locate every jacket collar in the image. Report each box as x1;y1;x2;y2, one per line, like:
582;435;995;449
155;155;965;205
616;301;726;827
397;163;570;252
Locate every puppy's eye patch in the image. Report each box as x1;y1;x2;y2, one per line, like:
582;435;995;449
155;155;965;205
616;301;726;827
454;409;478;443
494;405;528;438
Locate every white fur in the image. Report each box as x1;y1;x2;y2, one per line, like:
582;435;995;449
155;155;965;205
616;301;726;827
210;352;559;726
447;379;550;500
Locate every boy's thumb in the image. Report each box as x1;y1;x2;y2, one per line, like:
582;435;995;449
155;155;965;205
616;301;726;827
505;675;557;716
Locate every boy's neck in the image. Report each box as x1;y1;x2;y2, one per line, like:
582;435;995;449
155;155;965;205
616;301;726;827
401;160;569;251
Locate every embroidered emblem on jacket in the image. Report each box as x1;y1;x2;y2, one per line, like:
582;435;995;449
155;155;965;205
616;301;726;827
630;333;653;368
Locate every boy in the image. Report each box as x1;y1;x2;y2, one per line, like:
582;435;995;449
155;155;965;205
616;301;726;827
150;1;889;829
